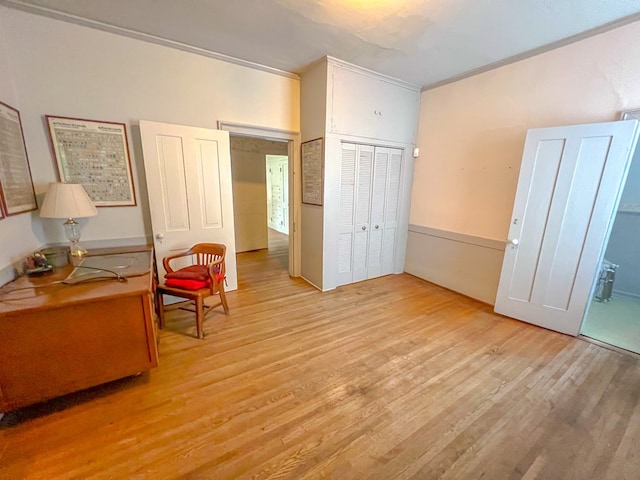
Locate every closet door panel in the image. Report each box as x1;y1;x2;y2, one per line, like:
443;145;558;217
353;145;374;282
355;146;374;226
336;143;404;285
338;233;353;274
385;149;402;228
368;229;383;277
381;228;397;275
337;143;357;285
381;148;403;275
368;148;390;278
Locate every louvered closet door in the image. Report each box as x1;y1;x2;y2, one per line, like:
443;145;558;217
337;143;357;286
337;143;402;286
367;148;388;278
353;145;374;282
337;143;374;285
368;147;402;278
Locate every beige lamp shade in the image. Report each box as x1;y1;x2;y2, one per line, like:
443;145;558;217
40;182;98;219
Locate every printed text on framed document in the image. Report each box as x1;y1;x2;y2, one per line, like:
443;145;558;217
0;101;37;216
47;115;136;207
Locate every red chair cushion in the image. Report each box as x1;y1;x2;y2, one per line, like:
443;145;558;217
165;265;210;281
164;278;210;290
163;264;224;290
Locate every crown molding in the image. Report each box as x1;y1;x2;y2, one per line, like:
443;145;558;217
0;0;299;80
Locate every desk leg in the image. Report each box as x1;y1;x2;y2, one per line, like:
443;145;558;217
157;291;165;329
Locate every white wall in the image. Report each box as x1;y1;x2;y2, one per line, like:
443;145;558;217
0;6;299;276
407;19;640;303
299;60;327;289
0;13;44;280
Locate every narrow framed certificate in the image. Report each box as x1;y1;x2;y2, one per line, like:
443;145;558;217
46;115;137;207
0;101;37;216
301;137;324;206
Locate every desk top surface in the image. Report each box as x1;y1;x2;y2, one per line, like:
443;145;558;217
0;245;154;316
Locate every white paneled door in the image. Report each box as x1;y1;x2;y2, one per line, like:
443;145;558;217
495;120;639;335
140;120;238;291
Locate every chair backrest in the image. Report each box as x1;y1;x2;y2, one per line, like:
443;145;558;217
162;243;227;294
189;243;226;269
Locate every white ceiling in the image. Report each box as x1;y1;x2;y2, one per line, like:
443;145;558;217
5;0;640;89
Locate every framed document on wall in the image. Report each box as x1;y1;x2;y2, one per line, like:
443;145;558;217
301;137;324;206
0;101;37;216
46;115;137;207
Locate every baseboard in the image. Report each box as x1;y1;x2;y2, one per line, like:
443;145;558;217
301;275;325;292
404;225;505;305
612;289;640;300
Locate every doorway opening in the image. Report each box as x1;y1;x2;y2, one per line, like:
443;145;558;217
266;154;289;237
219;121;301;278
581;138;640;355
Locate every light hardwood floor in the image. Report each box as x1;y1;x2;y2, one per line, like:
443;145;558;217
1;243;639;479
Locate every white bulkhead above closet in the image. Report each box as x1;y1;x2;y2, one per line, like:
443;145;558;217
301;56;421;291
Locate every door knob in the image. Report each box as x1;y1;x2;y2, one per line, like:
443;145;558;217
155;233;164;243
375;225;380;230
508;238;519;247
361;226;367;231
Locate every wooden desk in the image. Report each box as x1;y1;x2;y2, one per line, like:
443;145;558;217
0;246;158;412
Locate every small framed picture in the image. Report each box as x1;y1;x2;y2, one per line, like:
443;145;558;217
46;115;137;207
0;101;37;216
301;137;324;206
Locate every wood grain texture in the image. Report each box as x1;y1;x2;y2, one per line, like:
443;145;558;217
0;246;158;411
1;242;639;479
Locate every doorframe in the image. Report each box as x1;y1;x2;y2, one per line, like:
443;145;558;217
578;108;640;349
622;108;640;121
218;121;301;277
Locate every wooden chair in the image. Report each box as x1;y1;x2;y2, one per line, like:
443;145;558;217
156;243;229;339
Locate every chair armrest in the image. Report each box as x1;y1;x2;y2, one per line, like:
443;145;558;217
207;258;225;277
162;248;195;274
208;258;226;291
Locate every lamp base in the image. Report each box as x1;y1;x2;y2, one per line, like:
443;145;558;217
70;243;88;258
64;218;89;257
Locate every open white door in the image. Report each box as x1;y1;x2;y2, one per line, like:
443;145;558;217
140;120;238;291
495;120;639;335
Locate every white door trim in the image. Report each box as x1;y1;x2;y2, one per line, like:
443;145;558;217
218;121;301;277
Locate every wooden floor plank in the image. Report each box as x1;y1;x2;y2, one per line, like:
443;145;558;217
1;241;639;479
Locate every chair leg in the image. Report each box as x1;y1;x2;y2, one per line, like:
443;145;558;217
219;288;230;314
195;296;204;339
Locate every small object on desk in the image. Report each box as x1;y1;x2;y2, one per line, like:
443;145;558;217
25;265;54;277
24;253;53;276
40;246;71;267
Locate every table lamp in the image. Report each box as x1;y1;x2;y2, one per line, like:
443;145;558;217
39;182;98;257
